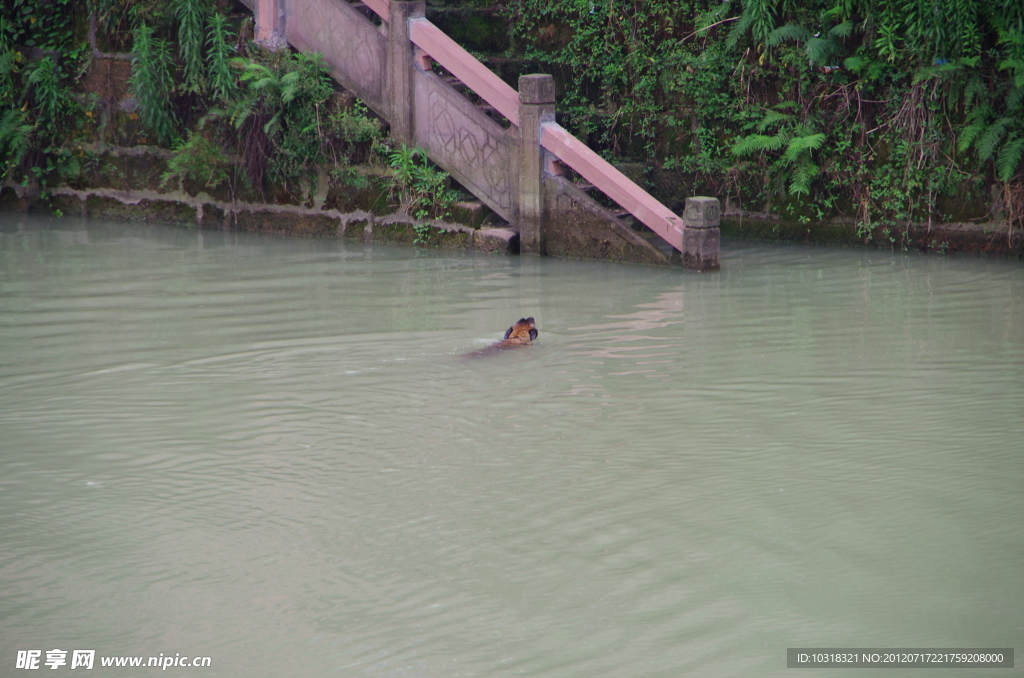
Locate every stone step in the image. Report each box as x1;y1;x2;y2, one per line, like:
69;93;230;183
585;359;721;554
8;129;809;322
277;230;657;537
474;227;519;254
450;200;489;228
638;225;676;257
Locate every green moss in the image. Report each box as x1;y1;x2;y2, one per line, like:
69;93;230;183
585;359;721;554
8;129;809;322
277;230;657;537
341;219;371;240
324;174;390;214
232;210;340;237
720;216;860;245
374;221;471;248
49;194;85;217
84;196;197;225
446;201;490;229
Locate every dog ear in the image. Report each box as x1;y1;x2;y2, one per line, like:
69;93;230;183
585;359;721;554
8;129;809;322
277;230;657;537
525;317;535;324
504;327;513;340
529;328;538;340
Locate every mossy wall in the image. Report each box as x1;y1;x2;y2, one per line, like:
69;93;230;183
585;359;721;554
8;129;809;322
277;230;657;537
0;45;516;253
0;145;517;254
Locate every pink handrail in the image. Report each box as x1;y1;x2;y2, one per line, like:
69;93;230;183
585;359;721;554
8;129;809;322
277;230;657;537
408;19;520;126
361;0;389;19
361;0;686;252
362;0;389;19
359;3;519;125
541;123;684;252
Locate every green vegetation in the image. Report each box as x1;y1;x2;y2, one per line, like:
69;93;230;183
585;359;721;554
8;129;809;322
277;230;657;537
387;144;457;227
160;131;230;190
175;0;209;94
0;0;90;196
501;0;1024;239
2;0;1019;246
116;3;388;200
129;23;177;147
1;0;457;220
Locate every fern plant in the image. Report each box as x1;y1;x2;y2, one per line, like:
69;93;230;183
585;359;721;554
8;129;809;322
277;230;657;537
959;110;1023;180
0;109;33;180
26;57;71;128
129;24;178;147
175;0;209;95
210;50;335;190
0;16;17;110
728;0;786;48
732;106;826;198
236;60;303;139
997;29;1024;109
763;5;852;66
205;13;237;102
161;132;230;190
386;144;456;226
997;137;1024;182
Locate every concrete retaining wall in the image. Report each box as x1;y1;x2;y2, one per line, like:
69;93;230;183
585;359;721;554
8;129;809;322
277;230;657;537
0;146;520;255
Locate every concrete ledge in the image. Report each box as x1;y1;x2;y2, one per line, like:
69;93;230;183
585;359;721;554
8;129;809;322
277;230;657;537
3;180;525;257
373;215;473;248
84;195;198;225
720;214;1024;256
450;201;490;229
231;210;341;237
473;227;519;254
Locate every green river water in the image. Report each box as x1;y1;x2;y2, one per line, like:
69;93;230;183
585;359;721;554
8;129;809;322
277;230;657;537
1;215;1022;677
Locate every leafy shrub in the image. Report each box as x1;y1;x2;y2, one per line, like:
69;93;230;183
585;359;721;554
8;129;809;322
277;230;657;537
160;132;230;190
174;0;210;95
205;13;237;103
502;0;1024;230
129;24;178;147
0;0;85;189
387;144;457;226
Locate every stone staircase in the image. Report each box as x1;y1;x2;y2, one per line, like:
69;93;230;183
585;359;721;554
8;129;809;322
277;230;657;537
241;0;720;270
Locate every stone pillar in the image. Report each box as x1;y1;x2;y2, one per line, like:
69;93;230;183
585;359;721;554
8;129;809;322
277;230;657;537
681;196;721;272
517;74;556;255
386;1;424;146
254;0;286;49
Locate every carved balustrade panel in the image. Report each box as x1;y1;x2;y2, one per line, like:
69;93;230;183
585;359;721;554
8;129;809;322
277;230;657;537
413;70;514;221
286;0;386;114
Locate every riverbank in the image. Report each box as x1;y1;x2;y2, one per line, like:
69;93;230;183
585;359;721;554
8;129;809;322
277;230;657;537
2;157;1019;258
0;144;520;254
1;5;1020;262
610;163;1022;258
719;213;1020;256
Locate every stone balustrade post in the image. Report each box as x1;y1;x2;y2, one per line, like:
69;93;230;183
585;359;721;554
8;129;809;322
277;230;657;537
386;1;424;146
254;0;286;49
681;197;721;272
517;74;556;255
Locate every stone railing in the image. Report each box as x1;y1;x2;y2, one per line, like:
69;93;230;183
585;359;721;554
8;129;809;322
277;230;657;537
250;0;720;270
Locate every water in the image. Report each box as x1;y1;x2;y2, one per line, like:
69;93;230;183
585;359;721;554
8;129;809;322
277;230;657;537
1;215;1022;677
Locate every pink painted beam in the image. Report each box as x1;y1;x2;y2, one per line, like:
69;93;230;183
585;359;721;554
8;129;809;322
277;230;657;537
409;18;520;126
361;0;389;20
541;122;684;252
